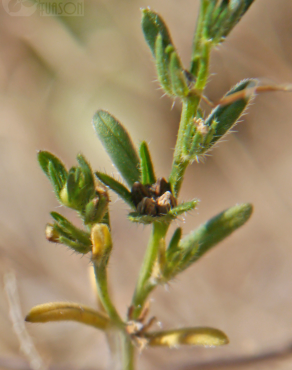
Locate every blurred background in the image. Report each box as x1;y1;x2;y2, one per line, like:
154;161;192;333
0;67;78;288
1;0;292;369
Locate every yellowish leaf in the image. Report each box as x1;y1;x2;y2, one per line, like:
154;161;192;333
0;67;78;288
25;302;109;331
145;327;229;348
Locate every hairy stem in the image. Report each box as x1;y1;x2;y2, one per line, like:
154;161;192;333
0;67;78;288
195;39;211;91
190;0;209;76
169;97;199;197
169;39;212;197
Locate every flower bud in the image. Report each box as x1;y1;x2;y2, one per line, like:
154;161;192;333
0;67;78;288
91;224;112;265
84;187;109;225
45;224;59;243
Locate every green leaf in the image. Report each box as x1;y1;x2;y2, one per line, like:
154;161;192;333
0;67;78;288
179;203;253;270
169;51;189;98
50;212;91;247
155;33;173;96
38;151;67;183
84;195;109;225
204;1;226;41
219;3;245;40
93;110;141;188
48;161;63;199
168;200;198;217
38;151;67;198
166;227;182;260
163;227;183;279
141;8;172;58
128;200;198;225
139;141;156;185
95;172;134;208
203;0;256;44
58;155;96;212
46;222;91;254
146;327;229;347
101;210;110;228
65;167;78;205
142;9;185;97
190;0;210;76
76;154;95;190
58;236;91;254
243;0;256;12
205;79;257;148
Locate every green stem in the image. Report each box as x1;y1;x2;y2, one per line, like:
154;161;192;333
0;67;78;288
93;264;123;327
168;159;189;199
169;97;199;197
106;329;135;370
190;0;209;76
195;39;211;91
169;38;212;198
122;334;135;370
131;222;169;319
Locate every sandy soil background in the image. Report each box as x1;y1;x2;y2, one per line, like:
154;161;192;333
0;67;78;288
1;0;292;369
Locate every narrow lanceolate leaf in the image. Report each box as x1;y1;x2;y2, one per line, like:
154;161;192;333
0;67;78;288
243;0;256;12
76;154;95;189
95;172;134;208
50;212;91;246
25;302;109;331
179;203;253;269
139;142;156;185
155;33;172;95
128;200;198;225
204;0;256;44
57;236;92;254
146;327;229;347
169;51;189;98
168;200;198;217
163;227;183;279
205;79;257;148
210;2;244;42
84;196;108;225
62;167;78;206
93;110;141;188
166;227;182;260
141;8;172;58
47;213;91;254
38;151;67;198
48;162;63;199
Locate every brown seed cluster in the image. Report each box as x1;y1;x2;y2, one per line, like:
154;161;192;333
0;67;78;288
131;178;177;216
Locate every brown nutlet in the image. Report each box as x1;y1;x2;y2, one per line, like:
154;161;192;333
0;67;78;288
131;178;176;216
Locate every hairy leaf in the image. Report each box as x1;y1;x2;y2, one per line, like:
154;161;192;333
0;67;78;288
93;110;141;187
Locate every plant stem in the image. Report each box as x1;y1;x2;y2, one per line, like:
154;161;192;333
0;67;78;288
190;0;209;76
122;334;135;370
106;329;135;370
93;264;123;327
195;39;211;91
131;221;169;319
169;40;212;198
169;96;199;197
